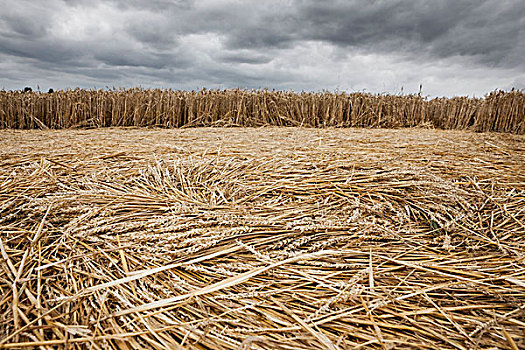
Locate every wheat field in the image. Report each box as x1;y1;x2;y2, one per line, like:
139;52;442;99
0;126;524;349
1;89;524;133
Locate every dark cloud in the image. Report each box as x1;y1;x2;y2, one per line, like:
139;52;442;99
1;10;50;39
124;23;178;48
0;0;523;96
107;0;193;12
219;51;274;65
299;1;473;44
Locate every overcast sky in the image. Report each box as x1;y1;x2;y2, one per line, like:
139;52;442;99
0;0;524;97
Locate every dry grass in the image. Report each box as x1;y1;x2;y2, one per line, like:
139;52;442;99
0;89;524;133
0;127;524;349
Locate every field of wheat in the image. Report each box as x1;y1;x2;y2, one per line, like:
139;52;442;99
1;89;524;133
1;126;524;349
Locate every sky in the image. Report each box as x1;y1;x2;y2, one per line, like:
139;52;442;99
0;0;524;97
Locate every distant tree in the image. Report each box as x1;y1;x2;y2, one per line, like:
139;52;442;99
23;87;32;93
48;88;54;93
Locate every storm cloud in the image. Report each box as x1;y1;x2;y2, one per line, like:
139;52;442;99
0;0;523;96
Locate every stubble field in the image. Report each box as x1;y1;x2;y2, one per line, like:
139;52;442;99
1;127;524;349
